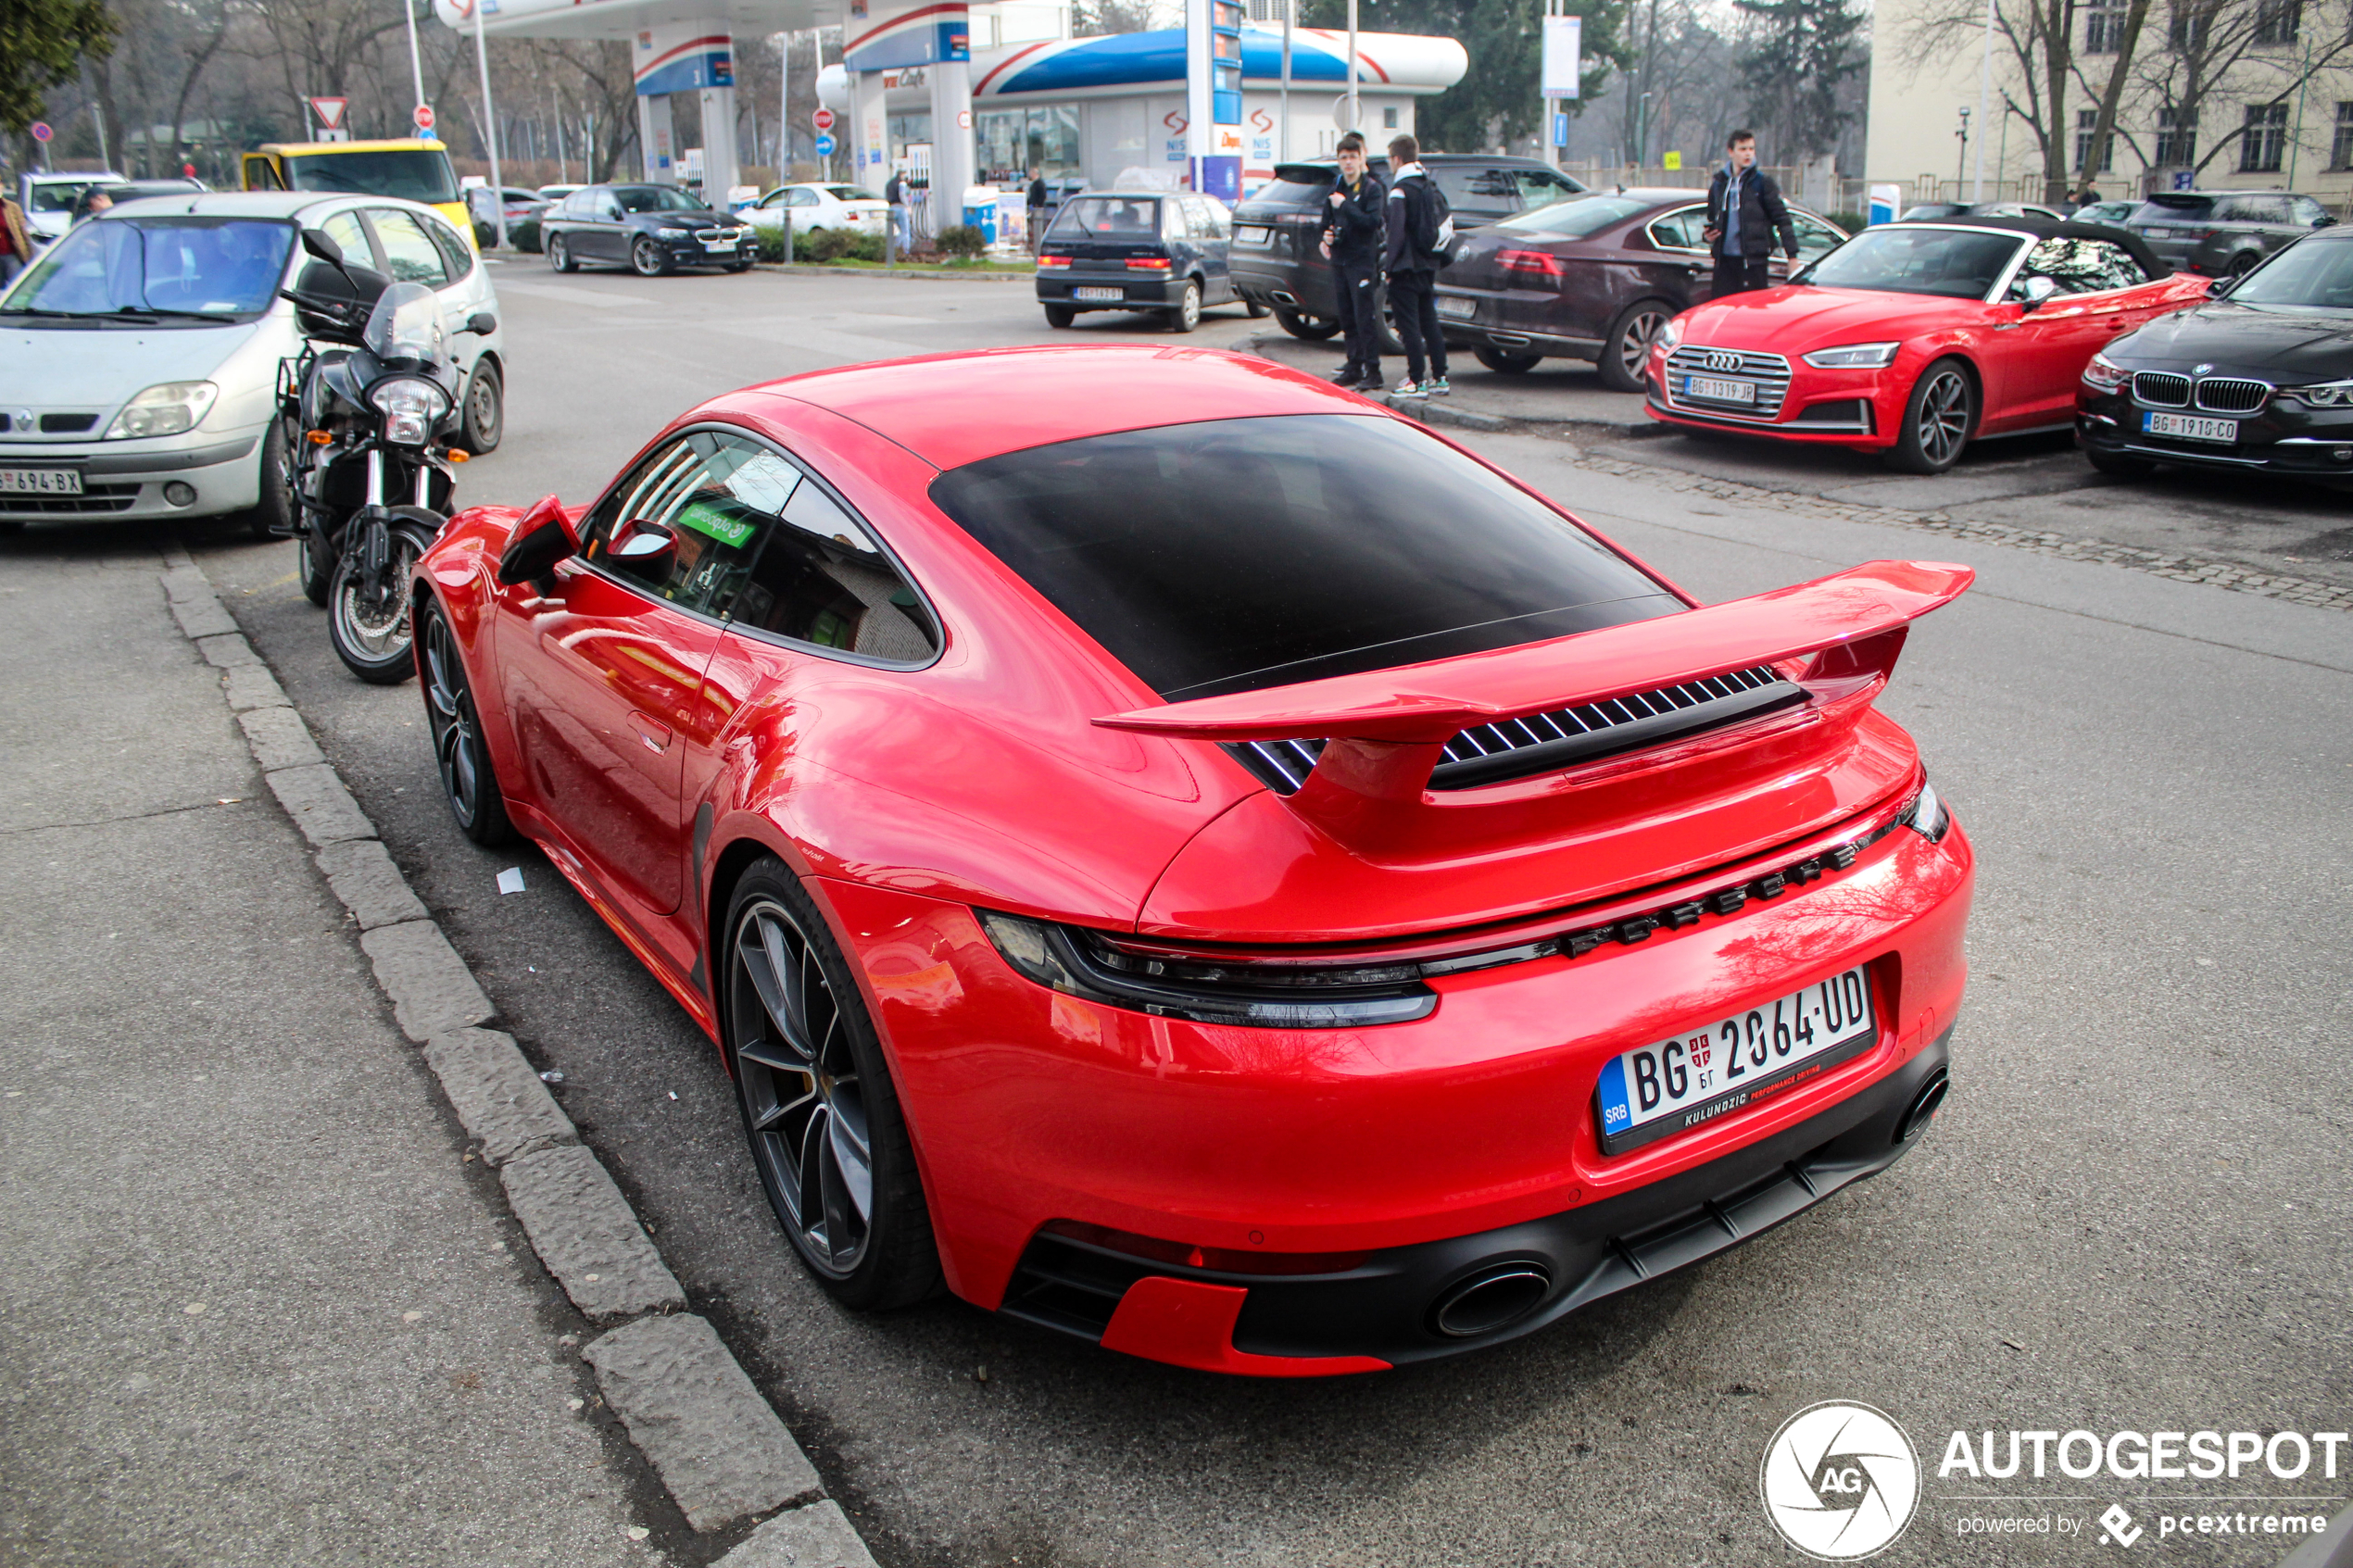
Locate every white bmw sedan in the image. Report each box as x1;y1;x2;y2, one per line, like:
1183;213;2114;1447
0;190;505;534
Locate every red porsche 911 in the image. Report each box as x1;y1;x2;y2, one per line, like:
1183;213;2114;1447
1647;219;2208;471
413;345;1975;1374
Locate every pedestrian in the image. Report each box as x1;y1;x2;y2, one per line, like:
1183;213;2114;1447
1702;130;1797;296
1382;133;1450;398
72;187;114;225
2068;181;2100;214
1026;166;1050;254
885;167;910;252
1318;132;1387;390
0;192;31;288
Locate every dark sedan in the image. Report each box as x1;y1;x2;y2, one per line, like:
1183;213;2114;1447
1036;193;1245;332
1435;189;1846;390
540;183;757;276
2078;224;2353;481
2130;190;2336;277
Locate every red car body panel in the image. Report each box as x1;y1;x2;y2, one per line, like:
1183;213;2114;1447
1646;267;2208;451
417;345;1977;1374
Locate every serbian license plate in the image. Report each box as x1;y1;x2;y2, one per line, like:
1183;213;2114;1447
2145;410;2238;444
703;237;737;250
1596;967;1879;1155
1234;224;1269;245
1071;286;1126;301
1436;295;1478;319
1682;373;1757;405
0;468;82;495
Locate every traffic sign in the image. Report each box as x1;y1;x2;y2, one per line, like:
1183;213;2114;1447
413;104;434;132
30;122;52;144
814;133;836;157
812;107;836;132
310;96;348;132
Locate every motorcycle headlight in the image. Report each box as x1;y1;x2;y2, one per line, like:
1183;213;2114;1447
2284;378;2353;408
105;381;219;439
369;377;451;446
2081;351;2129;392
1802;341;1902;370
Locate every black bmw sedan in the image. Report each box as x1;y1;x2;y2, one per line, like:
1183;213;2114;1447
2078;226;2353;481
540;183;757;277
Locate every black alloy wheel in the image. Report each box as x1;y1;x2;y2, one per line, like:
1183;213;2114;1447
631;236;671;277
548;234;575;273
1885;358;1977;474
2224;251;2259;279
1275;307;1340;341
724;861;939;1309
460;360;503;455
418;596;512;845
1042;303;1076;328
1474;345;1542;374
1169;279;1202;332
1600;299;1675;394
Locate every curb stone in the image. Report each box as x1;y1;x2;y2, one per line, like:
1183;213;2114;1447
583;1313;823;1531
754;260;1033;282
159;554;875;1555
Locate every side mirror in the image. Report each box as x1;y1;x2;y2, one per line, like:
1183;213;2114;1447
609;519;675;571
496;495;579;588
2206;273;2233;296
465;311;497;336
300;228;345;267
2019;275;2061;311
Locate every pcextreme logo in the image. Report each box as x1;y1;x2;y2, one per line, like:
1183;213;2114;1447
1761;1400;1924;1560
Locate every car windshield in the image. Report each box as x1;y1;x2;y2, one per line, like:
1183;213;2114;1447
1049;196;1161;238
1491;194;1655;239
2;215;295;319
827;186;879;201
928;414;1679;700
2228;240;2353;310
1797;228;2022;298
615;186;708;214
285;149;459;205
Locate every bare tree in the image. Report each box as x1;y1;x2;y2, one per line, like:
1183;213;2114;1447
2133;0;2353;182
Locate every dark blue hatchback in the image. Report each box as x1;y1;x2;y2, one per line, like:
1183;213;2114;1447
1035;193;1252;333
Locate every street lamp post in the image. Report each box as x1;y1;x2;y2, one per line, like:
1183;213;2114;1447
470;0;507;247
404;0;429;124
1956;106;1971;194
1345;0;1359;134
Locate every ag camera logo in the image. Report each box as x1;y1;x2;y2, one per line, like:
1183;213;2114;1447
1760;1400;1921;1560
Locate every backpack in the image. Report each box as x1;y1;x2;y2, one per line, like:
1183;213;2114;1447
1413;176;1458;266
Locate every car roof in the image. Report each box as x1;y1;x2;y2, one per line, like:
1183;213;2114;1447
727;345;1378;473
88;189;436;222
259;139;446;156
1873;217;2169;276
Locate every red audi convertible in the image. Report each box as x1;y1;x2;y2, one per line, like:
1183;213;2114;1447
1647;219;2208;471
414;345;1975;1374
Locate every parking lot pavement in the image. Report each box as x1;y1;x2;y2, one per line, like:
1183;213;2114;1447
0;542;659;1567
128;266;2346;1566
1244;329;2353;592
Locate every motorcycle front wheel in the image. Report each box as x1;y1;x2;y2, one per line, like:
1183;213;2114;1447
328;507;442;684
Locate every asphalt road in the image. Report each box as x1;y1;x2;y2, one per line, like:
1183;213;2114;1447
44;260;2352;1567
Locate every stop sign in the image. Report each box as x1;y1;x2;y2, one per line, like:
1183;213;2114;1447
413;104;435;132
812;107;835;132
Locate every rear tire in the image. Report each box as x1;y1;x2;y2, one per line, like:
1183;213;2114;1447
2085;445;2157;479
1883;358;1978;474
1042;303;1076;328
1169;280;1202;332
1276;307;1340;341
2223;251;2259;279
548;234;575;272
1474;345;1541;374
246;417;296;541
1599;299;1675;393
724;860;941;1310
460;360;503;455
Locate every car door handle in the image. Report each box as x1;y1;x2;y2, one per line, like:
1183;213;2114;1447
628;712;673;753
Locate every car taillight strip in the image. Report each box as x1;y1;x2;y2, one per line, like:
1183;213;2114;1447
1223;665;1799;797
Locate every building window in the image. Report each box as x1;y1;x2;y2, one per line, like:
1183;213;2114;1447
1383;106;1399;129
2085;0;2129;52
2156;106;2198;165
2332;102;2353;169
1245;0;1290;18
2075;109;2117;171
2170;2;2215;49
2241;101;2288;170
2253;0;2300;44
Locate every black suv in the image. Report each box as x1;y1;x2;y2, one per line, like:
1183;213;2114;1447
1232;155;1586;342
2131;190;2336;277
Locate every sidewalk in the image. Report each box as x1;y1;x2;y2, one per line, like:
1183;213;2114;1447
0;544;649;1567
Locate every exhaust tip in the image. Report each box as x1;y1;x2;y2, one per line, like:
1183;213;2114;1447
1429;1261;1553;1338
1896;1069;1949;1144
1269;291;1298;307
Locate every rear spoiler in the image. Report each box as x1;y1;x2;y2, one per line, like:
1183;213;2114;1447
1094;560;1972;843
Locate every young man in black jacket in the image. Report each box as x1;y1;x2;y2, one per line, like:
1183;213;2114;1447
1702;130;1798;295
1383;134;1450;396
1318;132;1387;389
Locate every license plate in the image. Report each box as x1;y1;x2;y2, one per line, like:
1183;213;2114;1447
0;468;82;495
1682;373;1757;405
1071;286;1126;301
1234;224;1269;245
1436;295;1478;319
2144;410;2238;443
1595;967;1879;1156
704;238;736;250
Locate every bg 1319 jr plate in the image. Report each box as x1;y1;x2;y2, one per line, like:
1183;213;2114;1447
1595;967;1878;1155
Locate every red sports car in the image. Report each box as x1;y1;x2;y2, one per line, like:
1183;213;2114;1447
414;345;1975;1374
1647;219;2208;472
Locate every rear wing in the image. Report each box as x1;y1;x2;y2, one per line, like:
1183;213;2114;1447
1095;560;1972;843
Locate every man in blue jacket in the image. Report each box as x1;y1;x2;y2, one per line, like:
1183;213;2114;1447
1318;132;1387;389
1702;130;1798;295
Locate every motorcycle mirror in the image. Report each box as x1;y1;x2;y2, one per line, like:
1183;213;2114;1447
465;311;497;336
495;495;579;588
301;228;346;267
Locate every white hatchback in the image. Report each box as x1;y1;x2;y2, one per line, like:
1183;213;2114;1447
742;182;890;237
0;190;505;533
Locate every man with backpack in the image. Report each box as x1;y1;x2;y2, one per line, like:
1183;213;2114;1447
1317;132;1388;390
1383;134;1452;397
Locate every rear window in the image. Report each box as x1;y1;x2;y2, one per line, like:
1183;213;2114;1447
927;415;1679;700
1050;196;1163;238
285;149;459;206
2138;195;2215;220
1492;194;1656;239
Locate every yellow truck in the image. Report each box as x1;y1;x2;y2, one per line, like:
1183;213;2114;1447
241;139;473;245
